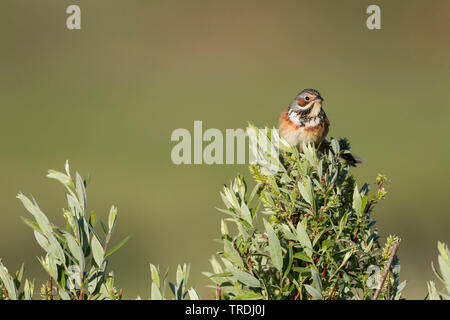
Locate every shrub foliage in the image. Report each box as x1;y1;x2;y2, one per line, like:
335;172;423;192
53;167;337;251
0;127;448;300
205;126;404;300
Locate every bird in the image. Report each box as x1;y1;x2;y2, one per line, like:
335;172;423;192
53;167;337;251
279;88;363;166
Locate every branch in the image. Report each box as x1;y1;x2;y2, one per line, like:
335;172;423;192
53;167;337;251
372;238;401;300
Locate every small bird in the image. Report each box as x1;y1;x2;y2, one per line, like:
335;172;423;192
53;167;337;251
279;88;363;165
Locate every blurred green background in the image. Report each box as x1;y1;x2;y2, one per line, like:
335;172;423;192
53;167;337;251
0;0;449;299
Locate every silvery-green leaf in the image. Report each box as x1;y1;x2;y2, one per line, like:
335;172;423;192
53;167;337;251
224;240;244;269
46;170;73;188
176;264;184;288
17;194;52;235
296;221;313;258
437;241;450;294
311;268;323;292
337;212;349;239
91;235;104;267
151;282;163;300
209;256;223;274
65;160;71;177
304;284;322;300
67;194;82;218
279;223;296;241
352;185;362;214
64;232;85;270
0;263;18;300
234;292;264;300
150;264;160;288
75;172;87;210
58;288;71;300
108;206;118;232
23;279;34;300
302;143;316;166
263;219;283;272
298;177;313;206
220;219;229;236
230;267;260;288
188;288;199;300
331;138;340;154
240;202;253;226
427;281;441;300
33;230;64;264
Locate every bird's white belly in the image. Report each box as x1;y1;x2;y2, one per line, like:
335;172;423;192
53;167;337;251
282;127;317;147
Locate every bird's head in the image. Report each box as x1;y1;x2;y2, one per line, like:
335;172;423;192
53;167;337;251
290;88;324;117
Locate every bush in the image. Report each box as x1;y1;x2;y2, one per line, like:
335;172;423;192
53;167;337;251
0;161;128;300
204;125;404;300
0;126;447;300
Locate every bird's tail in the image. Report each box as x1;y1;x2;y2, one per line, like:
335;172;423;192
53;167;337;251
339;152;365;167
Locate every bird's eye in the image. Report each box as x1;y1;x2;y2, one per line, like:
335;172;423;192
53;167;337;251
304;96;310;101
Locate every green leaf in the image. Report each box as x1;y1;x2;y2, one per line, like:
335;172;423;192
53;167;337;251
298;177;313;205
0;264;18;300
331;138;340;154
108;206;118;232
304;284;322;300
263;219;283;272
223;240;244;269
234;292;264;300
46;170;73;188
296;222;313;258
23;279;34;300
210;272;233;278
293;252;312;262
17;194;52;235
64;232;85;270
20;216;41;233
337;212;349;239
188;288;200;300
33;230;65;264
105;236;130;258
91;235;104;267
89;211;97;228
151;282;163;300
302;143;317;166
100;221;108;235
240;203;253;226
58;288;71;300
352;185;362;214
75;172;87;210
311;268;323;292
283;245;294;279
230;267;260;288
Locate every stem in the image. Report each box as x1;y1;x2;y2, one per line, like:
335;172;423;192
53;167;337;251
103;232;112;253
50;276;53;300
216;285;221;300
372;238;400;300
328;272;340;300
364;182;384;214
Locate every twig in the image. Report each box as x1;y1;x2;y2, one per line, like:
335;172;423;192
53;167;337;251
50;276;53;300
328;272;340;300
103;232;112;253
386;272;391;300
372;238;400;300
216;285;221;300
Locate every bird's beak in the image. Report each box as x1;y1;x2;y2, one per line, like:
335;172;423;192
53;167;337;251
314;96;324;103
